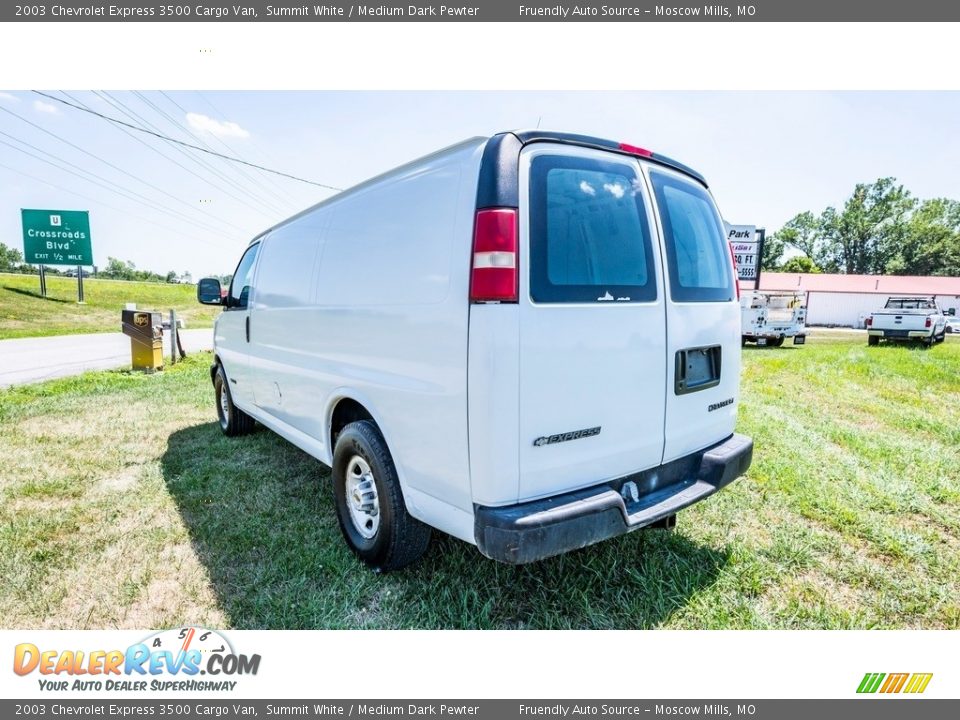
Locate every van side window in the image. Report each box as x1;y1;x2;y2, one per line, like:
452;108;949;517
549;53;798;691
529;155;657;304
650;172;734;303
228;243;260;309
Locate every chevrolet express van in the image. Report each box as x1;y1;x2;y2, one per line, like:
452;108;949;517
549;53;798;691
197;131;753;571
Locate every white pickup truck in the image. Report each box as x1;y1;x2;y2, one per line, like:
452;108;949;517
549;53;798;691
866;296;947;346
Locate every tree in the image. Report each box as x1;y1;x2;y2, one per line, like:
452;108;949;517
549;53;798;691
0;242;24;272
819;178;915;274
764;211;821;270
779;255;821;274
101;257;136;281
769;178;926;275
886;198;960;276
770;211;820;263
165;270;178;283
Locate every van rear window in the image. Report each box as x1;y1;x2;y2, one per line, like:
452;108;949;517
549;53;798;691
529;155;656;304
650;171;734;303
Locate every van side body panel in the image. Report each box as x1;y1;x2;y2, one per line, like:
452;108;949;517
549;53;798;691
466;305;521;506
246;139;486;541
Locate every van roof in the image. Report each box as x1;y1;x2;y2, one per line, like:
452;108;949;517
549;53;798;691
249;131;708;245
475;131;708;210
514;130;708;186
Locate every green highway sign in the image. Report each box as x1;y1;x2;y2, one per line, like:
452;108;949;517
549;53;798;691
21;209;93;266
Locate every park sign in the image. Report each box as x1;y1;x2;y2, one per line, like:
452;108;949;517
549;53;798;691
21;209;93;266
725;223;761;283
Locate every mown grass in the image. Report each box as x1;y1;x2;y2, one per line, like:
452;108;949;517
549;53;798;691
0;272;220;339
1;335;958;629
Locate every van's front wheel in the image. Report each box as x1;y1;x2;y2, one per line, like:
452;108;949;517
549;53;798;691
214;365;255;436
332;420;431;572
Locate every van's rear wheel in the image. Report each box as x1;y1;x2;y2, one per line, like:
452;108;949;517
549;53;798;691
868;335;879;346
214;365;255;436
332;420;431;572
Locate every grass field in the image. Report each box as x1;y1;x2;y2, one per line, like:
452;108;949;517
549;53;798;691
0;273;221;339
1;335;959;629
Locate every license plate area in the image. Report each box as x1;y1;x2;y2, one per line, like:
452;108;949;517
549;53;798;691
675;345;722;395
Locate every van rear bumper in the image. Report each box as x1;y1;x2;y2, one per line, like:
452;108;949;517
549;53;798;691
474;433;752;565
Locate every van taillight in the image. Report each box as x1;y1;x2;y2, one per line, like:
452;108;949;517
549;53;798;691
866;316;872;327
728;242;740;300
925;317;932;328
618;142;654;158
470;208;518;303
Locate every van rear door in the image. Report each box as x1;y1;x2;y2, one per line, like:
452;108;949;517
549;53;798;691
516;145;667;502
647;168;740;463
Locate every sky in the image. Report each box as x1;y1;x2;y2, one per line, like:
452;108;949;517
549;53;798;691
1;91;959;279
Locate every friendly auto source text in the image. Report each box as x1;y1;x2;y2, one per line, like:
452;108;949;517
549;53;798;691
518;5;754;17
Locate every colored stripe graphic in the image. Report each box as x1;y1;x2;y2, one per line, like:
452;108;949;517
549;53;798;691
857;672;932;694
857;673;885;693
880;673;909;693
904;673;933;694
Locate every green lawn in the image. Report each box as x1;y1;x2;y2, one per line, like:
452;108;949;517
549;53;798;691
0;272;221;339
1;335;958;629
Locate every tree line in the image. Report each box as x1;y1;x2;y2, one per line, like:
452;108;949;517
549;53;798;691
0;243;200;284
762;177;960;276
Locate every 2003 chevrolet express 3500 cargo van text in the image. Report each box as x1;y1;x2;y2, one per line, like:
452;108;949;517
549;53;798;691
197;131;754;571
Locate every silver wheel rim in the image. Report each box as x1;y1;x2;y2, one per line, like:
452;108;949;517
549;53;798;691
345;455;380;539
219;382;230;422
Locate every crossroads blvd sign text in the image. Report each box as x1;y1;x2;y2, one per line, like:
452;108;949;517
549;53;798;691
21;209;93;266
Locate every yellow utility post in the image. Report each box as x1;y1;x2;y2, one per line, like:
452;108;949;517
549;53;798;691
121;310;164;372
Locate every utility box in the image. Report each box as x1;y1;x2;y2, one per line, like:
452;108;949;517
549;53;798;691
121;310;164;371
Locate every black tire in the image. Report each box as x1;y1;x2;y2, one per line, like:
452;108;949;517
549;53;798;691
936;331;946;344
772;337;785;347
332;420;431;572
868;335;879;347
741;336;747;347
214;364;255;437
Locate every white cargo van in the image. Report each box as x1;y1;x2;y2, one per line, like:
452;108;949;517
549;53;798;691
197;131;753;571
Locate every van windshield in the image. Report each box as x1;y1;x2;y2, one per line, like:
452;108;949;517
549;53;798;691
529;154;657;304
651;171;734;303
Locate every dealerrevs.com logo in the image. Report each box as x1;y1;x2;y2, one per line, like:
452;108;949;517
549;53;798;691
13;627;261;693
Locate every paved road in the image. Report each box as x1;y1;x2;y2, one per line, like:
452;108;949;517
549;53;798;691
0;328;213;388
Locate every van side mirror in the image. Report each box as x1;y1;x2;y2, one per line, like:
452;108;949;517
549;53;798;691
197;277;224;305
948;308;956;316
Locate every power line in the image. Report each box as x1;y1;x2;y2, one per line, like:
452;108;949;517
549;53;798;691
33;90;343;191
137;90;292;213
0;100;250;237
0;135;238;247
92;90;279;220
156;91;301;214
0;160;243;254
189;91;306;208
126;90;289;217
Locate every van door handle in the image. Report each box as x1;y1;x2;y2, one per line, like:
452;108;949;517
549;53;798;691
675;345;722;395
245;316;250;343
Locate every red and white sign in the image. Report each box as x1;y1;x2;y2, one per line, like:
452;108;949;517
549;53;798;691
726;224;759;282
